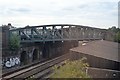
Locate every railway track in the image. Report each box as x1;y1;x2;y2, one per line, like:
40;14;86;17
2;53;69;80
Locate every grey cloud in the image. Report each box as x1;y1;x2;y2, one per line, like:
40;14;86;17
78;4;88;9
0;7;31;17
9;8;31;13
62;7;74;11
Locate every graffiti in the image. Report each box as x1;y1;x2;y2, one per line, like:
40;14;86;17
5;57;20;68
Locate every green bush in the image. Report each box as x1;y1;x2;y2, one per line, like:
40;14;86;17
50;57;91;78
114;32;120;43
9;34;20;50
108;26;120;43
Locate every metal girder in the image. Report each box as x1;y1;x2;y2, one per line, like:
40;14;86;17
9;24;106;42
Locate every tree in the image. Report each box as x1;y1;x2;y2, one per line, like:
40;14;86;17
108;26;120;43
9;34;20;50
50;57;91;78
108;26;117;33
114;32;120;43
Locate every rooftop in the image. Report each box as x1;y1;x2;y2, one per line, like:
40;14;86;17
70;40;120;62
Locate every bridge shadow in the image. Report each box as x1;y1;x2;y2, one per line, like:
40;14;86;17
32;49;39;61
20;51;27;65
42;45;49;58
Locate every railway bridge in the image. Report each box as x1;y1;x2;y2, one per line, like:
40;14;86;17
2;24;109;69
9;24;106;43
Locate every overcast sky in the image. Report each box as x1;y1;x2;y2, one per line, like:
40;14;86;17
0;0;119;29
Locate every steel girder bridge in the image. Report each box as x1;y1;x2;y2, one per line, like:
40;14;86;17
9;24;106;43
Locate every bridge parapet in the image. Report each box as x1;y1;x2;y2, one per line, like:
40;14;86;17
9;24;106;43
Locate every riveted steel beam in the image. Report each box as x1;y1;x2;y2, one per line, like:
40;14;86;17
9;24;107;43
